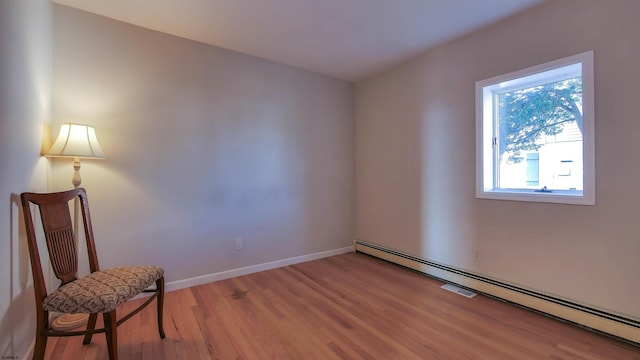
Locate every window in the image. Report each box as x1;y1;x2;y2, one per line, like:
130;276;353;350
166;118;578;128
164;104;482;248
476;51;594;205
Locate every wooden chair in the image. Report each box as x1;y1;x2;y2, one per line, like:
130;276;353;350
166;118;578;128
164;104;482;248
20;188;165;360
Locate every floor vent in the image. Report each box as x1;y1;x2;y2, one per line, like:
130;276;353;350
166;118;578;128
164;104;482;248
441;283;477;298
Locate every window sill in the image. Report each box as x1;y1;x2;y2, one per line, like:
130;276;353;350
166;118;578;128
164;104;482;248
477;188;595;205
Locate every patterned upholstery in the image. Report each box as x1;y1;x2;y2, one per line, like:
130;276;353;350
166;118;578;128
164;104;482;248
43;265;164;314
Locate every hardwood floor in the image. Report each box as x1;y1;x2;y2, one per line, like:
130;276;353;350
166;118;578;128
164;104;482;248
45;253;639;359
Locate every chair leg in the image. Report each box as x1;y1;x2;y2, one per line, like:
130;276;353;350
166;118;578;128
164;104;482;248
103;311;118;360
32;334;47;360
32;311;48;360
82;313;98;345
156;277;166;339
32;332;47;360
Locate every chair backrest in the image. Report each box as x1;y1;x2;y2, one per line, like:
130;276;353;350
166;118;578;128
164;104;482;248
21;188;101;302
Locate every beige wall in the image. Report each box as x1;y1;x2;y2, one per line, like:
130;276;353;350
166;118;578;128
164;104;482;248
0;0;52;357
52;5;355;283
356;0;640;319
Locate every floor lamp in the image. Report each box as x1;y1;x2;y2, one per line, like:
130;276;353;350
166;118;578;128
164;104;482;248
45;123;106;331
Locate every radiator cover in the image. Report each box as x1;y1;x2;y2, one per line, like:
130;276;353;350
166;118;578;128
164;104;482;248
355;239;640;345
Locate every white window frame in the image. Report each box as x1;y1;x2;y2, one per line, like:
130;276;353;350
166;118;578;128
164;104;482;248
475;51;595;205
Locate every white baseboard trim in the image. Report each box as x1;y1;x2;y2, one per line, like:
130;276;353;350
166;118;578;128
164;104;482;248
165;246;353;292
355;240;640;345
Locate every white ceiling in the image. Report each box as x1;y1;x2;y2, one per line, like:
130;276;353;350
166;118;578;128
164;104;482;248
53;0;546;82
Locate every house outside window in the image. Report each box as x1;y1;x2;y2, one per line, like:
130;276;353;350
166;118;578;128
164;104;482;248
476;51;595;205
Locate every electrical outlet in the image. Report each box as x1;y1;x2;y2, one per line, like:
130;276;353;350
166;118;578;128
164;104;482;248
235;238;244;251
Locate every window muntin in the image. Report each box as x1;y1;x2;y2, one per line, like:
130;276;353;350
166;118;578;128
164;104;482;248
476;51;594;205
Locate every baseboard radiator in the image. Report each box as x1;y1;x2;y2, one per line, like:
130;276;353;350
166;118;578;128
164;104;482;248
354;240;640;345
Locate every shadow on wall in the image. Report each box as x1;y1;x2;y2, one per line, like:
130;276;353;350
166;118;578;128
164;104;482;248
416;96;477;269
0;194;36;359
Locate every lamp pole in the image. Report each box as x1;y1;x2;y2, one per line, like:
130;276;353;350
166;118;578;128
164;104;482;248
50;156;89;331
45;124;106;331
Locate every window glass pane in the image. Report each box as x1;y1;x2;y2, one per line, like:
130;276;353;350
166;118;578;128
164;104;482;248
496;76;583;190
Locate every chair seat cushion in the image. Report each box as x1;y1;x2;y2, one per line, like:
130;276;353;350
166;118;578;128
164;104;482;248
43;265;164;313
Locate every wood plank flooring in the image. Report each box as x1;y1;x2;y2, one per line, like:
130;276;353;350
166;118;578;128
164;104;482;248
44;253;640;359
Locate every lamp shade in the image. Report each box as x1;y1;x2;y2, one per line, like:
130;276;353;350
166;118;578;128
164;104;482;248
46;123;106;159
